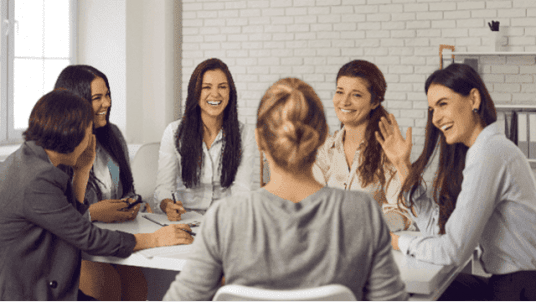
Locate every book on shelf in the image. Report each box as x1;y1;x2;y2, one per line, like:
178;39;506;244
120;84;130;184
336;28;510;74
529;113;536;159
517;112;529;157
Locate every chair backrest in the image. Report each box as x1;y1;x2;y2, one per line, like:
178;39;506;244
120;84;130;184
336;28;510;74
131;142;160;205
213;284;356;301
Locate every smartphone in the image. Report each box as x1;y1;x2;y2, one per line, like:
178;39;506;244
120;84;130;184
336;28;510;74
126;195;143;209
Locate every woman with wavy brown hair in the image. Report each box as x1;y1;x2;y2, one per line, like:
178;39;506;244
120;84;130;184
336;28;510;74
377;63;536;300
164;78;407;300
313;60;414;232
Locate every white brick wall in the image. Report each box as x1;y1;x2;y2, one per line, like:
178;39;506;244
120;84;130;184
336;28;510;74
181;0;536;188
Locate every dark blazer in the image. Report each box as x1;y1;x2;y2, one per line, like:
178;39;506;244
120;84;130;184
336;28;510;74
0;141;136;300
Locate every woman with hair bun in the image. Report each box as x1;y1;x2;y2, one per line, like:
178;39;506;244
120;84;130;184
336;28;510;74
164;78;408;301
313;59;415;232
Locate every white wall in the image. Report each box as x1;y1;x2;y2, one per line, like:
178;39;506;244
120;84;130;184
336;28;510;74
78;0;181;144
77;0;127;133
181;0;536;187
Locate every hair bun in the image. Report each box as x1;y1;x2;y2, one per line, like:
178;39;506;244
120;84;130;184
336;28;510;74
276;121;320;168
257;78;328;171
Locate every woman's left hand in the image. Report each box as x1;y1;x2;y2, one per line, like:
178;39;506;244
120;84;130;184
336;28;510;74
74;134;96;172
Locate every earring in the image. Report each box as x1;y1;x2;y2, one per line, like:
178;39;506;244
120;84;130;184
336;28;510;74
473;108;478;113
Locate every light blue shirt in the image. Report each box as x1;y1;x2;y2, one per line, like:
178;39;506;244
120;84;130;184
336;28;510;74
399;122;536;275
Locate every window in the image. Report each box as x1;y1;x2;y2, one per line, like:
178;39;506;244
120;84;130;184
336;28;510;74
0;0;76;144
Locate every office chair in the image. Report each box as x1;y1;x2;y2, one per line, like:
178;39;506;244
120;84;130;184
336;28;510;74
213;284;356;301
131;142;160;212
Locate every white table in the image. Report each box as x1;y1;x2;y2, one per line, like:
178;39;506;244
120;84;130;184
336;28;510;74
84;215;471;300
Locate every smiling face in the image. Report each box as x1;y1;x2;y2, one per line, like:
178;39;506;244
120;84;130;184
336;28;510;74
427;83;483;147
198;69;230;121
333;76;379;128
90;77;111;129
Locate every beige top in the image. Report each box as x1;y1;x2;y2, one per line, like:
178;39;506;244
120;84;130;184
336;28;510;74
313;127;416;231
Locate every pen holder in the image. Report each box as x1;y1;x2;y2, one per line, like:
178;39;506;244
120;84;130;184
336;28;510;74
489;30;507;52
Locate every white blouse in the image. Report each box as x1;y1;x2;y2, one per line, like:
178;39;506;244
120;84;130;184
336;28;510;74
313;127;415;231
153;119;256;214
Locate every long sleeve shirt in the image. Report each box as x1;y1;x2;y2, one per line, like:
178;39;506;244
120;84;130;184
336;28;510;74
398;122;536;275
154;119;255;214
0;141;136;300
313;127;416;232
164;187;408;301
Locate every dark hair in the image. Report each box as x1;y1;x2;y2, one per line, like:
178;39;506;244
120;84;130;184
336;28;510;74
336;60;394;196
176;58;241;188
401;63;497;234
23;89;93;153
257;78;328;170
54;65;135;198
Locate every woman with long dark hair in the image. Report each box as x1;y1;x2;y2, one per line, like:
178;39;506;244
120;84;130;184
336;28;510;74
313;60;415;232
164;78;407;300
154;58;255;219
377;63;536;300
54;65;148;301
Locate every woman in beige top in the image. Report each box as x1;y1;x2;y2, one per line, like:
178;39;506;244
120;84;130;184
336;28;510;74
313;60;414;232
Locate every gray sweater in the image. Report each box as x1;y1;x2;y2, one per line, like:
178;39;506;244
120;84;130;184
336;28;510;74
164;187;408;300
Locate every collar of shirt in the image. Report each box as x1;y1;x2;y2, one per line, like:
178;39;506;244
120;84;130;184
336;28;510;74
468;122;501;152
329;126;347;150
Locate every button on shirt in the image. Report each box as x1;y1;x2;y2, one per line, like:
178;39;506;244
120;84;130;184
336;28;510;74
313;127;415;231
154;119;255;214
398;122;536;275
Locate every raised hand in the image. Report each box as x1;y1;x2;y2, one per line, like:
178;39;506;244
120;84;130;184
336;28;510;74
375;114;412;183
375;114;412;165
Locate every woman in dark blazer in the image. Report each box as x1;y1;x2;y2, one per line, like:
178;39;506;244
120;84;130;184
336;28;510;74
0;89;193;300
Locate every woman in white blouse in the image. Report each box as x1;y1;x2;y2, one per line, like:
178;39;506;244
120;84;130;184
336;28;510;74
155;58;255;219
313;60;414;232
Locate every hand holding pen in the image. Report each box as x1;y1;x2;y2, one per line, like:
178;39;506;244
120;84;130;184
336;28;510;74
161;192;187;221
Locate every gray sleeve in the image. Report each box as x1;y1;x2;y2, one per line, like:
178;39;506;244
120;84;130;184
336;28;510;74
26;173;136;258
363;196;409;301
164;202;224;300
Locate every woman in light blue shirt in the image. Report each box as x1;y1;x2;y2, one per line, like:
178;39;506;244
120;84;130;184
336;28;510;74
154;58;255;219
376;63;536;300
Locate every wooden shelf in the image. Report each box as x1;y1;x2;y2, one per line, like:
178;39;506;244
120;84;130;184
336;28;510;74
495;104;536;112
443;52;536;56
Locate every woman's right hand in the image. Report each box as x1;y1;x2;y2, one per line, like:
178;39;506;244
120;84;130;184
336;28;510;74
375;114;412;165
133;224;194;251
160;199;187;221
375;114;412;183
154;224;194;247
89;199;138;223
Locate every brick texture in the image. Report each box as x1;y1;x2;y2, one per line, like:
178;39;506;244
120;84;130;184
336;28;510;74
182;0;536;188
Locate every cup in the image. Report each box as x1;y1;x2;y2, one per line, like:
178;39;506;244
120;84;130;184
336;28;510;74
489;30;507;52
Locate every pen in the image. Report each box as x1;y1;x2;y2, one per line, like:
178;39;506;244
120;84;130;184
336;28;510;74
143;215;168;227
142;215;196;236
172;192;180;214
